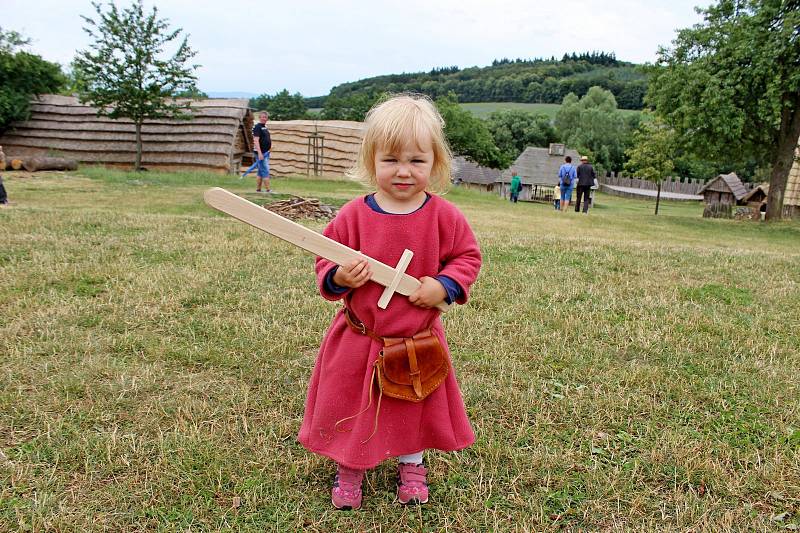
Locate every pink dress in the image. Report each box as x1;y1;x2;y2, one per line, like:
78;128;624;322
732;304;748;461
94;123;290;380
298;194;482;469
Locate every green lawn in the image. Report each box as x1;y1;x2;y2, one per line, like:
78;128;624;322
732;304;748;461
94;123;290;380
460;102;641;120
1;169;799;531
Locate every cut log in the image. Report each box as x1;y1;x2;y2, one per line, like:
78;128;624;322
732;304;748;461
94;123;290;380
11;159;24;170
22;156;78;172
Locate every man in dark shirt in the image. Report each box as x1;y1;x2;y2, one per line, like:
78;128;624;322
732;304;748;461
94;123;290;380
575;155;596;213
252;111;272;193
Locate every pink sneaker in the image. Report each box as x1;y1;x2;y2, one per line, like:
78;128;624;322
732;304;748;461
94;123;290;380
397;463;429;505
331;465;364;510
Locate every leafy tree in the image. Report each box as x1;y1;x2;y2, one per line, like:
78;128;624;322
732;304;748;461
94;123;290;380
647;0;800;220
624;115;677;181
435;93;509;169
319;93;379;121
250;89;308;120
486;109;558;162
0;28;65;132
73;1;199;171
555;87;633;173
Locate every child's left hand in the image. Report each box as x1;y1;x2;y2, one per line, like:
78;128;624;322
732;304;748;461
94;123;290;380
408;276;447;309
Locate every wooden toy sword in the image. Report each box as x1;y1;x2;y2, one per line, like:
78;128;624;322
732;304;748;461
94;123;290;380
204;188;451;312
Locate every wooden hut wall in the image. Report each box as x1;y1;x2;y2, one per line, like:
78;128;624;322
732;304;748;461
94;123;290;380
0;94;253;173
264;120;365;177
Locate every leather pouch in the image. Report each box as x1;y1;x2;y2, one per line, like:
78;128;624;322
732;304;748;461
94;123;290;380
377;330;450;402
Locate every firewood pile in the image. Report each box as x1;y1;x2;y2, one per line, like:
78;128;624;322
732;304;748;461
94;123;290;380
265;195;338;221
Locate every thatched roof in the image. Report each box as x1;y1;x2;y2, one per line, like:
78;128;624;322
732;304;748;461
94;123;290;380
265;120;364;178
497;146;581;185
786;142;800;208
0;94;253;173
698;172;748;200
452;156;501;185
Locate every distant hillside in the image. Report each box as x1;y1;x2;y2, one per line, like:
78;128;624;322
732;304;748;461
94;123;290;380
310;52;648;110
459;102;642;119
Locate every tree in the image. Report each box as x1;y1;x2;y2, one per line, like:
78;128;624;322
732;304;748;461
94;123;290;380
250;89;308;120
0;28;65;132
555;87;633;173
435;93;509;169
73;1;199;171
647;0;800;220
486;109;558;162
624;115;677;182
320;93;381;121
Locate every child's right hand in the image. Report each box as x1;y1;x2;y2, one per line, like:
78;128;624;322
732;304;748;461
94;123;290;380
333;259;372;288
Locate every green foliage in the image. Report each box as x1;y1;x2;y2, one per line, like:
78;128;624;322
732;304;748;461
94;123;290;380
319;93;379;121
322;55;649;110
249;89;308;120
624;115;676;181
555;87;636;172
73;0;199;170
486;110;558;162
435;93;509;169
0;28;65;131
646;0;800;219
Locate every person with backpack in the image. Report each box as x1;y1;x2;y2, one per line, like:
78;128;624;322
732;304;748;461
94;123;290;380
558;156;576;212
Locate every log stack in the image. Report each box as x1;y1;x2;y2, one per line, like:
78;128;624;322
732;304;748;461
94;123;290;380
262;195;338;221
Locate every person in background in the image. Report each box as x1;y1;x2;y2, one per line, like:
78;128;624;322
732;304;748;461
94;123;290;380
553;182;561;211
510;171;522;203
575;155;596;213
558;156;576;212
252;111;272;193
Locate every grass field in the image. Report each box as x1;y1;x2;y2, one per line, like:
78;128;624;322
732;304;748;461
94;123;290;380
459;102;641;120
1;169;799;531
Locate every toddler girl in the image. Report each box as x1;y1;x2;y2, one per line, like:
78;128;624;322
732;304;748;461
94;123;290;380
298;94;482;509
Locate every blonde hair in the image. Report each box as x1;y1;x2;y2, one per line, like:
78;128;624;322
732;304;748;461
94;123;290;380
349;94;452;194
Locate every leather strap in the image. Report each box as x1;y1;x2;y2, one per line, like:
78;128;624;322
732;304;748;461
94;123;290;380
405;338;423;398
343;306;382;341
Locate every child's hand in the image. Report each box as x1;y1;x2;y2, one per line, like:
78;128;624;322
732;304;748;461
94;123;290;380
409;276;446;309
333;259;372;288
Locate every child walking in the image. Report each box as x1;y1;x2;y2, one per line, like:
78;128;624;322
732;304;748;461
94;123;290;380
298;94;482;510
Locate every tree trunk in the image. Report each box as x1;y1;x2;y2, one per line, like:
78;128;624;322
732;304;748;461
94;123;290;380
766;92;800;221
23;157;78;172
134;120;143;171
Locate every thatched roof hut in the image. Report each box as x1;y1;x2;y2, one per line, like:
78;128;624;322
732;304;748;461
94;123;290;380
497;144;581;187
495;144;580;202
0;94;253;173
264;120;365;178
452;156;501;192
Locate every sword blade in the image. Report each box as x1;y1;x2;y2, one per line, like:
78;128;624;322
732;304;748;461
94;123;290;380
204;187;423;296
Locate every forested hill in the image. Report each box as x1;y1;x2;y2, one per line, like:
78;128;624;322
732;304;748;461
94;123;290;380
309;52;648;110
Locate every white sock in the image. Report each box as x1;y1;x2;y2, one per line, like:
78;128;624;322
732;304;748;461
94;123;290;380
397;451;424;465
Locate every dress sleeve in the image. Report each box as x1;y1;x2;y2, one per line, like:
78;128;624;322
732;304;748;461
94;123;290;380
437;209;482;305
315;210;350;301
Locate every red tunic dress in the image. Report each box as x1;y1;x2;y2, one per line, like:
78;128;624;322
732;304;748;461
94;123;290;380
298;194;482;469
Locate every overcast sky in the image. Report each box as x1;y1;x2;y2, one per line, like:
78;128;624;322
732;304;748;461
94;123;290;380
5;0;710;97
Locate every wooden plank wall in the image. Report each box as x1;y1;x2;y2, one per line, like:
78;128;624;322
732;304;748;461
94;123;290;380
264;120;365;178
